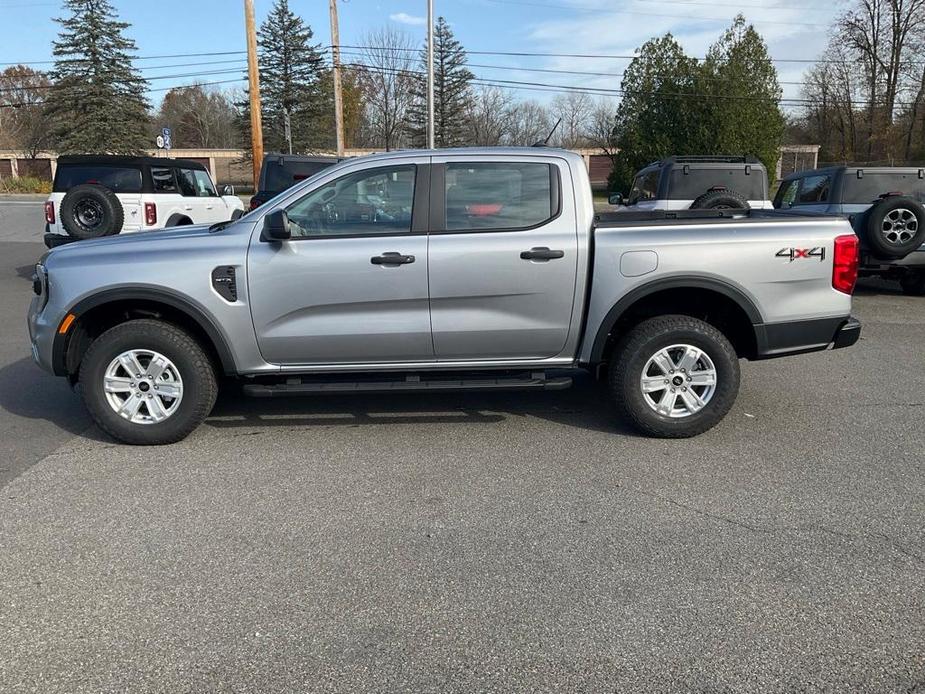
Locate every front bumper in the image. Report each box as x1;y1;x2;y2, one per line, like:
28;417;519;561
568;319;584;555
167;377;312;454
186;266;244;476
27;294;59;374
754;315;861;359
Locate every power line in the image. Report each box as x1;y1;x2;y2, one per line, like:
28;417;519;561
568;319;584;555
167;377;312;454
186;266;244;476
339;44;925;66
343;62;922;108
482;0;832;26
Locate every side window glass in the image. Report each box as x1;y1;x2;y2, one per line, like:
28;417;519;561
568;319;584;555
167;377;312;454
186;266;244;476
193;170;217;197
151;167;177;194
176;169;198;197
797;175;830;204
641;172;659;200
777;180;799;207
284;164;416;238
444;162;553;231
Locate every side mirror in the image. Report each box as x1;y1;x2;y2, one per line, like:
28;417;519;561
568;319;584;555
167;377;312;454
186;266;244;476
608;192;623;206
222;185;235;196
263;209;291;241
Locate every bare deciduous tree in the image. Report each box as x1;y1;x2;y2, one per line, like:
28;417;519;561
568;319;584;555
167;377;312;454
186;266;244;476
0;65;52;157
357;27;416;150
550;91;594;148
464;86;514;146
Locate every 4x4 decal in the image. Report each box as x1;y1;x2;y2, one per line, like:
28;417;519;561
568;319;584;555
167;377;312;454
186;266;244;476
776;247;826;262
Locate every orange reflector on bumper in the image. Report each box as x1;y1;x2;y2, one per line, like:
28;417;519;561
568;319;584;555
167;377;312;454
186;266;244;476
58;314;76;334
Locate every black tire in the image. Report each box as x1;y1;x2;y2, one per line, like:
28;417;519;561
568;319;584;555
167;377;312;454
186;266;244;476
900;271;925;296
690;189;750;210
79;319;218;445
59;184;124;239
230;208;244;221
609;315;740;438
863;196;925;259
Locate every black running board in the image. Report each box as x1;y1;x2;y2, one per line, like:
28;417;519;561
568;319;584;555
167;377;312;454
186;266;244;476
242;372;573;397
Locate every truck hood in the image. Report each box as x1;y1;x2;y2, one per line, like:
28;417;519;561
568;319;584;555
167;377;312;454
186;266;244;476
49;225;215;254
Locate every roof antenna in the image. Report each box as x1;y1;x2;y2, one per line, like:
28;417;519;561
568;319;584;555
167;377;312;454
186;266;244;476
532;118;562;147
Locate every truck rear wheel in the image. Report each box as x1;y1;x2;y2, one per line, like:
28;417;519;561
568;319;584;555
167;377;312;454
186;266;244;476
608;315;740;438
79;319;218;445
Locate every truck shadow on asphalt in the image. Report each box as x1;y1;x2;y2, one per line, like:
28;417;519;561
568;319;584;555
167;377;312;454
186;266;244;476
0;357;632;444
205;373;632;437
0;357;91;437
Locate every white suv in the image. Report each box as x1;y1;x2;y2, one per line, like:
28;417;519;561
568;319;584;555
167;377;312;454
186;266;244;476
44;155;244;248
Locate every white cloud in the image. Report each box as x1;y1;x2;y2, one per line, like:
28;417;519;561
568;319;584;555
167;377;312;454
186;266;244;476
389;12;426;26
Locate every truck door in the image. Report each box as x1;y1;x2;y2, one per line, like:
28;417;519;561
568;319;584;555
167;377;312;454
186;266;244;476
427;156;579;361
247;159;433;366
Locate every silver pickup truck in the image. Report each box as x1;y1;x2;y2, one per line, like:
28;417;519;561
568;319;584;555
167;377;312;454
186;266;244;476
28;148;861;445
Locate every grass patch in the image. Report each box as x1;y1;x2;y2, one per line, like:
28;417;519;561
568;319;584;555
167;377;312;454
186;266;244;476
0;176;52;194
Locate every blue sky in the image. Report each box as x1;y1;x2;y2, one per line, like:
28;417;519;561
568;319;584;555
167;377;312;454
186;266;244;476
0;0;850;108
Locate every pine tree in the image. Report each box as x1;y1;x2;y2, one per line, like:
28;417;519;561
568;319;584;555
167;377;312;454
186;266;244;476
408;17;474;148
239;0;328;154
44;0;150;154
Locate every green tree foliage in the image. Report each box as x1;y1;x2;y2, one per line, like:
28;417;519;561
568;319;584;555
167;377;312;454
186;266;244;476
609;17;784;192
43;0;150;154
408;17;475;147
239;0;329;154
701;17;784;178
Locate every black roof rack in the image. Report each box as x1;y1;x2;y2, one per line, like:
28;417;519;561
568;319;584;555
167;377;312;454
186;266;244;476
661;155;761;165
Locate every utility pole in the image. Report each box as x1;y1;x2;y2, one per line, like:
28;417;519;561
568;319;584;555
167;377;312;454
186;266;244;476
329;0;345;157
426;0;435;149
244;0;264;190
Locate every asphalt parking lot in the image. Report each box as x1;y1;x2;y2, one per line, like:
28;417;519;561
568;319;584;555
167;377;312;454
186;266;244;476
0;197;923;693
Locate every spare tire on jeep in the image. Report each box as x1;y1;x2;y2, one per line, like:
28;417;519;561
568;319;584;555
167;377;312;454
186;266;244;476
862;195;925;260
59;184;124;239
690;188;750;210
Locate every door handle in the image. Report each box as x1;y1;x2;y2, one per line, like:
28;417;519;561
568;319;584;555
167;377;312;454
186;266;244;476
520;247;565;261
371;252;415;266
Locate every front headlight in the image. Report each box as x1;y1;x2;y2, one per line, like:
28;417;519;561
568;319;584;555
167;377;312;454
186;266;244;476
32;263;48;309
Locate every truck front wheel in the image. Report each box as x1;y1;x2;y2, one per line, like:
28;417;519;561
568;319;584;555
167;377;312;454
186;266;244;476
79;319;218;445
609;315;740;438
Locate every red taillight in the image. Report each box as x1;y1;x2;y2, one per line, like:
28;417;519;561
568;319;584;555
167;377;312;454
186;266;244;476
144;202;157;226
249;198;260;210
833;234;859;294
44;201;55;224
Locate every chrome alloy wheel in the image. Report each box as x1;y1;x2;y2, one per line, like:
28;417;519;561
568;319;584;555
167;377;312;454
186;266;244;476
640;344;717;418
881;208;918;245
103;349;184;424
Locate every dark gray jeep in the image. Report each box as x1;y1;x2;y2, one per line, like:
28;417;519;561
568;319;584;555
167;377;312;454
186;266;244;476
774;166;925;295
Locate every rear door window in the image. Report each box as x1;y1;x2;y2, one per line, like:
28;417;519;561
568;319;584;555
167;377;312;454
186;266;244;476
444;162;555;231
151;167;178;194
797;175;831;204
53;165;142;193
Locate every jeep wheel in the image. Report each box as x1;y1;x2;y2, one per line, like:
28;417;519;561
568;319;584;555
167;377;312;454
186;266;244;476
79;319;217;445
690;189;749;211
863;196;925;259
609;315;740;438
900;271;925;296
60;184;124;239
